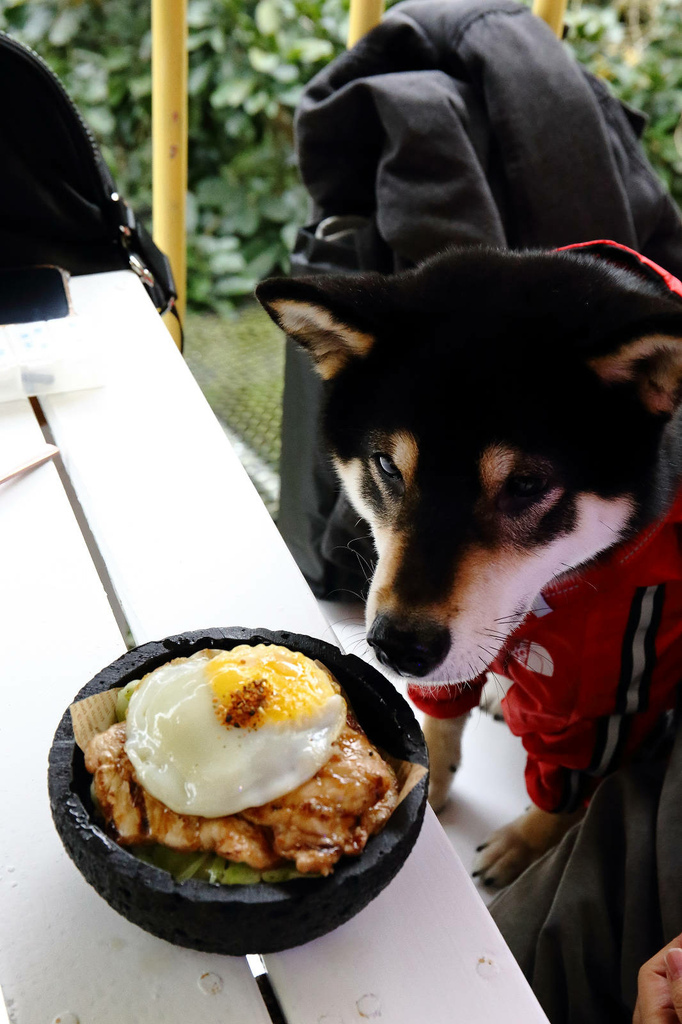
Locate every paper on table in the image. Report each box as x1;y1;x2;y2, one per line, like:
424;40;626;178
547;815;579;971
70;687;119;752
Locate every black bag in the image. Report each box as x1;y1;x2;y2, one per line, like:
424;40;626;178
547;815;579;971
0;32;176;318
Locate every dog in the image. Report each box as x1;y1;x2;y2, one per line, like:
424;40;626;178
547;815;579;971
257;241;682;887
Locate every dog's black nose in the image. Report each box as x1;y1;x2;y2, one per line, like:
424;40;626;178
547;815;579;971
367;615;450;676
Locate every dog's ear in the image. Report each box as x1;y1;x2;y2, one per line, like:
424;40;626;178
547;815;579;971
255;276;376;380
589;333;682;417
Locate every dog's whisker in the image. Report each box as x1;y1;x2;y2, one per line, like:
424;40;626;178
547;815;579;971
482;630;513;645
327;540;376;585
489;671;507;703
556;562;598;592
346;541;376;570
319;622;343;643
326;587;368;603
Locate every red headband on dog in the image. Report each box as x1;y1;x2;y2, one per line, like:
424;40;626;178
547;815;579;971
557;239;682;299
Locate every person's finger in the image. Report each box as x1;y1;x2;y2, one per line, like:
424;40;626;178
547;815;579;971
635;943;681;1024
665;948;682;1021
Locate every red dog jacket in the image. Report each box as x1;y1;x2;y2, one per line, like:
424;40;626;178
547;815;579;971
408;241;682;813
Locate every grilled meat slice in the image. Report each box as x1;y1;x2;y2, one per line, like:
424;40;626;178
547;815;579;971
84;715;399;876
243;715;398;875
85;722;281;869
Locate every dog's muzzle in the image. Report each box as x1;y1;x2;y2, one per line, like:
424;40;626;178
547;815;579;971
367;614;451;677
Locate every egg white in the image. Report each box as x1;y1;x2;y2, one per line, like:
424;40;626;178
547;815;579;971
124;650;347;817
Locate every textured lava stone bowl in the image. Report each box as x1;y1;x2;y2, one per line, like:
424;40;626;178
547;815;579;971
49;627;428;955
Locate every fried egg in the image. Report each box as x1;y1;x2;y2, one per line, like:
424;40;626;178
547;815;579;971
124;644;347;817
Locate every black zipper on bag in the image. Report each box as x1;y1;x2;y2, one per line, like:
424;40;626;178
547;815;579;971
0;32;176;311
0;32;119;215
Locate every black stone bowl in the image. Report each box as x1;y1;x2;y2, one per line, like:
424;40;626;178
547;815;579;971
49;627;428;955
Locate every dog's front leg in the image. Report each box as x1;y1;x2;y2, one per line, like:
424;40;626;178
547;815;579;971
423;713;469;812
472;804;585;889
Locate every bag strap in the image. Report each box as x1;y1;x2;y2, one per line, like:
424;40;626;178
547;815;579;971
110;193;178;317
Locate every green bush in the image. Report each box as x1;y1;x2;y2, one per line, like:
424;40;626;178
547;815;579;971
0;0;680;311
565;0;682;207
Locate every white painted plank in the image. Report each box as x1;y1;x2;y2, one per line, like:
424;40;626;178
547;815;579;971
41;270;329;644
39;272;547;1023
0;399;270;1024
267;809;548;1024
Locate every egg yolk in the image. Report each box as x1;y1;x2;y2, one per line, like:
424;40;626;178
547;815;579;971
206;644;342;729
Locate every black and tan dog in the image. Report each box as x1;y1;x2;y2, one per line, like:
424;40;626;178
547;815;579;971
257;243;682;887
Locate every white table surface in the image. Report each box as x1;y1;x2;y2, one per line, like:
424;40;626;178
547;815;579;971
0;270;548;1024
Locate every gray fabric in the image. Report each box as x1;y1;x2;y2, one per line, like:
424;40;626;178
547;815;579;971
279;0;682;599
489;726;682;1024
296;0;682;267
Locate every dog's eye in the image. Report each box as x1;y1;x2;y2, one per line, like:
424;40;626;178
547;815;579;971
506;474;550;500
374;453;402;480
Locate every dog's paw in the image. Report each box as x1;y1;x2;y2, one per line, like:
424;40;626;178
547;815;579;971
428;764;457;813
423;714;468;813
472;820;538;889
472;805;584;889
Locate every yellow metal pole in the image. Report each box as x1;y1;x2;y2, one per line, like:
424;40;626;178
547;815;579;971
532;0;568;37
347;0;384;48
152;0;187;349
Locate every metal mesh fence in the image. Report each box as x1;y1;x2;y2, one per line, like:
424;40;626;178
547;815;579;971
185;305;284;518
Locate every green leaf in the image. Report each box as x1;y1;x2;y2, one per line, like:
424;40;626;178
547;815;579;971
210;78;253;108
49;7;83;46
187;27;214;52
209;27;226;53
222;206;260;235
244;90;269;115
73;63;108;104
281;221;299;250
21;5;53;43
195;235;241;254
129;75;152;100
108;78;128;107
278;85;304;108
188;62;212;96
273;63;299;84
214;275;259;297
83;105;116;137
224;111;253;138
196;176;235;206
288;37;333;63
248;47;280;74
104;49;131;73
209;250;246;274
255;0;281;36
245;243;283;278
188;0;214;28
221;862;262;885
186;191;200;234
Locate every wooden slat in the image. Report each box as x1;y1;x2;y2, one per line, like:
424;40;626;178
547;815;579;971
0;398;270;1024
41;271;327;644
39;271;548;1024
